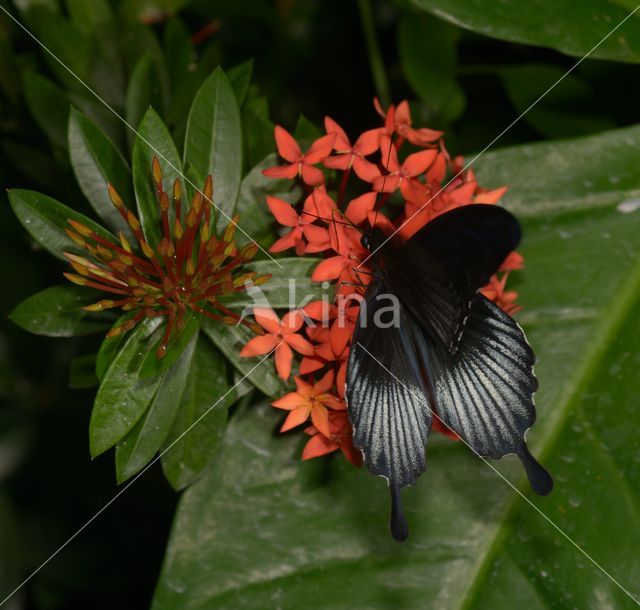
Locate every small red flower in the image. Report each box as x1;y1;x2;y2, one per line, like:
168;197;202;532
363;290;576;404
266;194;330;255
373;136;438;198
263;126;336;186
272;370;344;437
323;117;381;182
240;308;314;380
374;98;443;146
302;410;362;467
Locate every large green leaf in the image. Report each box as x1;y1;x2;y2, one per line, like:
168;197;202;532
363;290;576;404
201;320;285;397
8;189;116;260
68;107;133;234
221;258;326;310
89;318;163;458
9;285;109;337
153;125;640;609
115;331;197;482
183;68;242;233
412;0;640;64
160;335;235;491
132;108;183;247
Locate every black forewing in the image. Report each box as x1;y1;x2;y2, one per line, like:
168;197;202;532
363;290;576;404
422;294;553;495
383;204;521;352
346;279;433;541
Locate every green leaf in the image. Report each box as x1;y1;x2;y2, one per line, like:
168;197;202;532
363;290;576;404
496;64;616;138
153;125;640;609
227;59;254;106
233;153;295;248
221;258;327;310
115;331;197;482
293;114;321;142
242;97;275;169
8;189;117;260
125;53;164;147
161;335;234;490
96;314;133;381
89;319;163;458
68;107;133;234
138;312;200;378
132;107;183;247
411;0;640;64
201;319;285;397
9;285;109;337
184;67;242;233
474;123;640;218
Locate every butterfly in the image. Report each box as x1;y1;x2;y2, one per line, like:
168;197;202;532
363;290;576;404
345;204;553;542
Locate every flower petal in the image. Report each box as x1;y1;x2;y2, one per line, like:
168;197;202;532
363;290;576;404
402;149;438;177
352;157;381;183
300;164;324;186
239;334;279;357
272;392;302;410
311;256;347;282
266;195;299;227
285;333;315;356
269;229;302;253
302;433;338;459
275;342;293;380
314;369;335;394
354;128;382;155
345;192;377;225
324;116;350;150
253;307;281;333
323;154;352;171
262;164;299;180
281;406;310;432
310;404;331;438
304;133;337;164
474;186;507;204
303;300;336;321
300;356;326;375
281;309;305;332
274;125;301;162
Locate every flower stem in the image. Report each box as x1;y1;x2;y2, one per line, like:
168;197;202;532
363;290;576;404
357;0;390;107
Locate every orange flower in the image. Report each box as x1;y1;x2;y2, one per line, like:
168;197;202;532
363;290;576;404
272;370;344;437
266;195;330;255
373;98;443;146
373;136;438;198
262;126;336;186
240;308;314;380
481;272;521;315
323;117;381;182
302;410;362;467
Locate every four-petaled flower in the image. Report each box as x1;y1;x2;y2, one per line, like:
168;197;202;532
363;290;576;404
272;370;344;437
262;125;335;185
239;307;314;380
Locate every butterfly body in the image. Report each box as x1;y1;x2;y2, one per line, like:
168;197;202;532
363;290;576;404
345;205;552;541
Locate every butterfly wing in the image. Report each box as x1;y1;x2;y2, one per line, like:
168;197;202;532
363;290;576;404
422;294;553;495
384;204;521;352
346;279;434;541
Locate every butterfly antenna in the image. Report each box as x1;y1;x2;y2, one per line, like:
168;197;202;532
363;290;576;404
301;210;354;228
372;132;395;229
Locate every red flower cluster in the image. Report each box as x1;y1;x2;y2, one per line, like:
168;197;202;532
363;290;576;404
241;98;523;465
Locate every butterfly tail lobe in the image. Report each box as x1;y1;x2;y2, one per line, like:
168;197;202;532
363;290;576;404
390;483;409;542
517;444;554;496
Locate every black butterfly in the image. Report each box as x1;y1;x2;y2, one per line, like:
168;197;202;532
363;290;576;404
345;204;553;542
